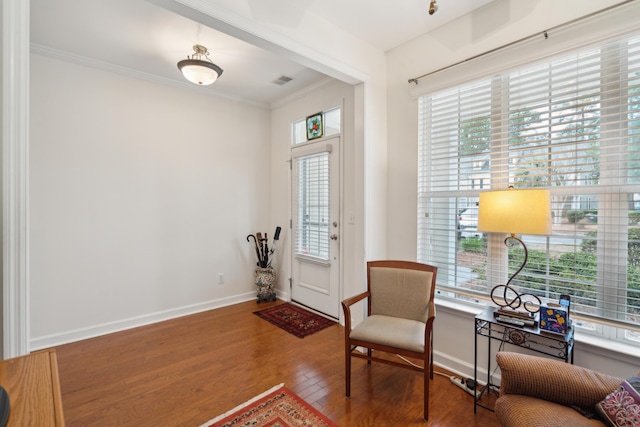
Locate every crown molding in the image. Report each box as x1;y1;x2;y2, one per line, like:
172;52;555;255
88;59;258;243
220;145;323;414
30;43;270;109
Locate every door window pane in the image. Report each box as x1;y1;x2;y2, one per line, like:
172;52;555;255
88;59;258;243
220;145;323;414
295;152;330;260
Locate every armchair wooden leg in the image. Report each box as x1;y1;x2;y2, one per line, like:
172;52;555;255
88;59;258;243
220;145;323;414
429;332;434;380
424;337;432;420
345;345;351;397
423;364;429;421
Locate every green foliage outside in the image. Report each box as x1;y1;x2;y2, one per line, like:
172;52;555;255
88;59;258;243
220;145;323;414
460;236;486;253
458;117;490;156
457;86;640;316
468;228;640;315
566;210;586;223
510;230;640;314
582;229;640;268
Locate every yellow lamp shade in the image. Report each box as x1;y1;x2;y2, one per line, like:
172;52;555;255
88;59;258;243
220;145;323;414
478;188;551;236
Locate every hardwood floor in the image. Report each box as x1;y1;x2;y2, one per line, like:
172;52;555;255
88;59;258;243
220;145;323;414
50;300;500;426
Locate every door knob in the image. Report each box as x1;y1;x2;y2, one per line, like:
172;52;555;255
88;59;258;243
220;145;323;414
330;234;338;240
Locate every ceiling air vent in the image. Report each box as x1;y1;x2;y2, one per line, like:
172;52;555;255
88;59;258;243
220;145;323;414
272;75;293;86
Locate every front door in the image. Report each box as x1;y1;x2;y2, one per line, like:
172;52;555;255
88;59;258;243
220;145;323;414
290;136;340;318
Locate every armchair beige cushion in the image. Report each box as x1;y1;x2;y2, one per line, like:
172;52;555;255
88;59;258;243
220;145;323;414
349;267;433;353
369;267;432;322
349;315;426;353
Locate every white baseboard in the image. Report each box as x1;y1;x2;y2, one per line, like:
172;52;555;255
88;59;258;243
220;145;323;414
433;349;500;387
275;288;289;302
30;292;257;350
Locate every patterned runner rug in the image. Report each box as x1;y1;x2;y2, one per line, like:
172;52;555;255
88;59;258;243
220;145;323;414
199;384;338;427
253;303;336;338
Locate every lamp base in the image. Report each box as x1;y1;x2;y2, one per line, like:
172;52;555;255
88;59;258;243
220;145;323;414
496;307;535;320
489;234;541;313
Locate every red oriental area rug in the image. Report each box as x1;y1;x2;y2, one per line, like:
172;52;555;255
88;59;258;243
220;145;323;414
253;303;336;338
199;384;338;427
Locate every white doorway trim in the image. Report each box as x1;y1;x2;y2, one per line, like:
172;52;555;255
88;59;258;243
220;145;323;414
2;0;31;358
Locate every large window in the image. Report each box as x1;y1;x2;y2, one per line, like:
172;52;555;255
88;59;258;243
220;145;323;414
418;32;640;345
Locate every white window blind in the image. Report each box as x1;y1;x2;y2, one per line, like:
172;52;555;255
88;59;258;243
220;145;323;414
294;152;330;260
418;32;640;343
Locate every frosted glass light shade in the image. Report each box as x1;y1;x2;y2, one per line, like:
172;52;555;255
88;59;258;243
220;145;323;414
177;45;223;86
478;188;551;236
177;60;223;85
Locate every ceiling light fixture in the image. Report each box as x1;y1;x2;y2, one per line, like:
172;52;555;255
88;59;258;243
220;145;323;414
428;0;438;15
177;45;223;86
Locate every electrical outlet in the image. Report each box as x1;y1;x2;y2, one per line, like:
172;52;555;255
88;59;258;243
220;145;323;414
218;273;224;284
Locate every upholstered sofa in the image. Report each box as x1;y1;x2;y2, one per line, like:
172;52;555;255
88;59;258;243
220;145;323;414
495;351;636;427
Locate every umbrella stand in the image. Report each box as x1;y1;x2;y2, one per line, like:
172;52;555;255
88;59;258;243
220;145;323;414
247;227;281;302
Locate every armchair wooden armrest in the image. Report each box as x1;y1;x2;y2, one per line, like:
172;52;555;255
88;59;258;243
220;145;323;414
341;291;369;333
427;300;436;323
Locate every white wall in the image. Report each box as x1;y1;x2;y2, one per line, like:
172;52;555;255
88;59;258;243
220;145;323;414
386;0;640;379
153;0;388;264
29;54;271;348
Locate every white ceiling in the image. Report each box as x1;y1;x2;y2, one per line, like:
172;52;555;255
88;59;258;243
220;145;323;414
30;0;494;107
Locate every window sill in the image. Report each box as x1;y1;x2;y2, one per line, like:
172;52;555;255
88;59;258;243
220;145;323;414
573;333;640;365
434;296;640;367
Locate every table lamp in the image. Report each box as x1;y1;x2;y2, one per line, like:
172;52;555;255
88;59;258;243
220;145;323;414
478;186;552;313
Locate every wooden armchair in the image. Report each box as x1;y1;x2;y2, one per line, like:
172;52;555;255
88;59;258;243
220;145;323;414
341;260;437;421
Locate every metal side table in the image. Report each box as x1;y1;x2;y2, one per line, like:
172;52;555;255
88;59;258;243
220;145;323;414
474;306;574;412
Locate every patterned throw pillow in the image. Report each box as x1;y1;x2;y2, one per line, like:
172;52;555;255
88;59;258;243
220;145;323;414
595;376;640;427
